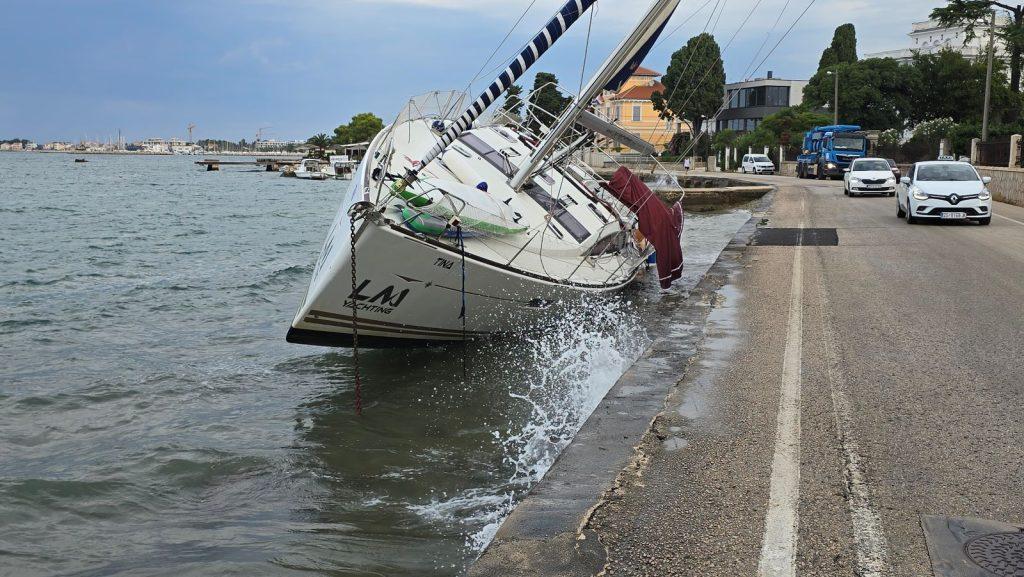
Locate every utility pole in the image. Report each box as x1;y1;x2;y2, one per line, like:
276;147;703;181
833;69;839;125
982;10;996;141
827;69;839;125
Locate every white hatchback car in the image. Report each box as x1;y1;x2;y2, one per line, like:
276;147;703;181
897;161;992;225
843;157;896;196
741;154;775;175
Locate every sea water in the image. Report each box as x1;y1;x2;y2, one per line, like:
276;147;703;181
0;152;751;576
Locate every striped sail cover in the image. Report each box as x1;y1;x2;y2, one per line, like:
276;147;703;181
418;0;597;171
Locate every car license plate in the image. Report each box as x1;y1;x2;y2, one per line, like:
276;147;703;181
940;212;967;220
866;184;882;189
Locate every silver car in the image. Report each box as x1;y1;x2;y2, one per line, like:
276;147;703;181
843;157;897;196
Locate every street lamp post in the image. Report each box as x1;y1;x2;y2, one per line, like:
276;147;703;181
827;69;839;125
982;10;996;141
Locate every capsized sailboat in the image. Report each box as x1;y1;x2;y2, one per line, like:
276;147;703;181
288;0;684;347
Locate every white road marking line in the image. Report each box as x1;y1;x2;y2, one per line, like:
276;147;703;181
994;213;1024;227
819;282;892;576
757;242;803;577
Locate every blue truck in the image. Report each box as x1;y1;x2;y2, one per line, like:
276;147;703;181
796;125;869;180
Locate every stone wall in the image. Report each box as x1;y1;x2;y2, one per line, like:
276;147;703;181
976;166;1024;207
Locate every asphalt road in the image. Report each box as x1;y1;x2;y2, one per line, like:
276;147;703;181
589;175;1024;576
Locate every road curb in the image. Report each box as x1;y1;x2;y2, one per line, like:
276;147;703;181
468;190;776;576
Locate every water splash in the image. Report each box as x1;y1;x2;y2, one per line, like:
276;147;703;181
410;295;649;556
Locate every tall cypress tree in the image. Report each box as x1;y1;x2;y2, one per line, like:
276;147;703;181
818;24;858;71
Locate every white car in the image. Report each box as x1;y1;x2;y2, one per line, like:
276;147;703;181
741;154;775;175
843;157;896;196
897;161;992;225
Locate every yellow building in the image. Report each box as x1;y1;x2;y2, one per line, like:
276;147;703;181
596;66;688;154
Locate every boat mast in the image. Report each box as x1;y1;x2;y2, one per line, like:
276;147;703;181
391;0;598;196
508;0;680;191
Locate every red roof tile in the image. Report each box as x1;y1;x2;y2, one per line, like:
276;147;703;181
633;66;662;77
609;82;665;101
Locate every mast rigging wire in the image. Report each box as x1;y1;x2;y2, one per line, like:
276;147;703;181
676;0;821;159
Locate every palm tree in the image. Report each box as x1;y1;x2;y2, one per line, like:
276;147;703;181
306;133;330;158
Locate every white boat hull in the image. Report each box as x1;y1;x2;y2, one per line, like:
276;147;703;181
287;160;643;346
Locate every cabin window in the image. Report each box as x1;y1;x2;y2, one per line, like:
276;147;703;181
458;133;516;177
523;187;591;243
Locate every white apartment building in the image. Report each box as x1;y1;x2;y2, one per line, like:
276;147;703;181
865;17;1009;63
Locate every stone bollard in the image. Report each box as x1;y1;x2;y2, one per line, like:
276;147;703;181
971;138;980;165
1010;134;1022;168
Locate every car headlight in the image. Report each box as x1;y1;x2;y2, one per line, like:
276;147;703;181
979;189;991;200
911;188;928;200
827;162;836;169
850;177;861;183
886;178;896;184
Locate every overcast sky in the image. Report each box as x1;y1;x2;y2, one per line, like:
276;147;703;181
1;0;942;143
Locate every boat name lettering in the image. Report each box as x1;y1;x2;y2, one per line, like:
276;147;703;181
434;257;454;270
348;279;411;309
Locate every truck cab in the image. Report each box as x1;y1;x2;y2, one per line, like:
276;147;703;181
796;125;868;180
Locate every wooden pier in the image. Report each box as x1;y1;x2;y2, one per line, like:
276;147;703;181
195;158;301;171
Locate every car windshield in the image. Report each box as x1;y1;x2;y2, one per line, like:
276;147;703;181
916;164;979;182
752;155;770;162
833;136;865;151
852;160;890;171
885;159;897;167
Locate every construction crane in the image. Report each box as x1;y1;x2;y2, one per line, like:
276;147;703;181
187;123;196;144
254;127;272;152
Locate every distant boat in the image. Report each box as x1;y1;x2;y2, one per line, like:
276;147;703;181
74;158;88;163
294;158;329;180
325;155;356;180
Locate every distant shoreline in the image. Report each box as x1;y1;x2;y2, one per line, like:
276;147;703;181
1;150;303;157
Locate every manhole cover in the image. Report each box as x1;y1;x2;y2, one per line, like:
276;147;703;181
752;227;839;246
965;533;1024;576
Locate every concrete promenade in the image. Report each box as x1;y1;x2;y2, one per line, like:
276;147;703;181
471;174;1024;576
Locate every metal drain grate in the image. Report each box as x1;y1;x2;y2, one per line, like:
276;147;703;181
922;515;1024;577
752;227;839;246
965;533;1024;576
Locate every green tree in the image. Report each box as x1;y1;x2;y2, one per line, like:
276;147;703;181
527;72;571;132
307;133;331;158
652;33;725;134
333;113;383;146
757;106;832;155
908;48;1019;124
818;24;858;70
501;84;525;117
712;128;738;153
804;58;915;129
932;0;1024;92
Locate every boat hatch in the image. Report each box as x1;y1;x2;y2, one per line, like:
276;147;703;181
524;186;591;243
458;133;516;177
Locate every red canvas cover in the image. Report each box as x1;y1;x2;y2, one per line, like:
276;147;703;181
602;166;683;289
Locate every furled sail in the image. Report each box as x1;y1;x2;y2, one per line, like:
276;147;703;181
509;0;681;190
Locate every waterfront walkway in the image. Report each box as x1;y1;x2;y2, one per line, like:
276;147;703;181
472;175;1024;576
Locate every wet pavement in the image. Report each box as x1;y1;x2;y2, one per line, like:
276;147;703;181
471;175;1024;576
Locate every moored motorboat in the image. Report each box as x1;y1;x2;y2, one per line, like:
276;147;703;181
288;0;684;347
325;155;356;180
295;158;329;180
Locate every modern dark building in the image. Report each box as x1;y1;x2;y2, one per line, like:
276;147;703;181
714;72;807;133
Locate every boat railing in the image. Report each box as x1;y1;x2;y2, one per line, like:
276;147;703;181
396;91;468;124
